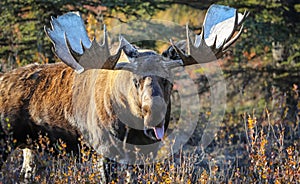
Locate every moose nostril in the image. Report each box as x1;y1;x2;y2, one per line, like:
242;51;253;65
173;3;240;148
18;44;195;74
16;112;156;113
144;128;156;140
145;128;152;135
142;105;150;114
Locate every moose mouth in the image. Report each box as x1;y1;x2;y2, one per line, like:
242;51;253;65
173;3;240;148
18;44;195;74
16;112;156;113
144;122;165;140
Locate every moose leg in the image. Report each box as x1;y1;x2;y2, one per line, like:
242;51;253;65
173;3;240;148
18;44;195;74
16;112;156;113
101;158;132;183
96;157;107;183
0;140;8;169
20;148;36;181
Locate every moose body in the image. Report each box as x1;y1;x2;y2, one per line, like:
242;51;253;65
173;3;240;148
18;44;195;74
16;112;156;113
0;4;248;182
0;60;171;157
0;63;80;153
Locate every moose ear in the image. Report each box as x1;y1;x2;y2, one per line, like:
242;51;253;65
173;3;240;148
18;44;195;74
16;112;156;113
120;36;140;62
162;40;186;60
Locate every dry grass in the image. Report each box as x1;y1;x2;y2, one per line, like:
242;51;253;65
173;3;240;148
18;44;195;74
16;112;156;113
1;105;299;183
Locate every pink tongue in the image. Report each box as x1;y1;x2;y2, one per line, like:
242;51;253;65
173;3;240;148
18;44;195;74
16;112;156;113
153;126;164;140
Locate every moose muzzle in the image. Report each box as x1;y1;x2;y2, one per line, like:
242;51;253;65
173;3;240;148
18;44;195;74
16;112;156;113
143;96;167;140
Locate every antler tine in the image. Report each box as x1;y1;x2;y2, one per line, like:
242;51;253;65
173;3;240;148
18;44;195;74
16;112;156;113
65;35;85;63
223;24;244;51
186;24;191;55
102;25;110;56
240;10;250;24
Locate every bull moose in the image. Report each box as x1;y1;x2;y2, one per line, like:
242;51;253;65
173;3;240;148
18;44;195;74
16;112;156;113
0;4;248;182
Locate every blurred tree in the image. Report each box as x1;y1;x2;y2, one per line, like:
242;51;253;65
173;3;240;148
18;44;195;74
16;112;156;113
0;0;299;70
220;0;300;63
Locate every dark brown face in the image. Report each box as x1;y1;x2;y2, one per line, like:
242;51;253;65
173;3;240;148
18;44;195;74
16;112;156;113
132;71;173;140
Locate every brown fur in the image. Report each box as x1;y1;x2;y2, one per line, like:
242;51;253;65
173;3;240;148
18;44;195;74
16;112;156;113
0;59;172;165
0;63;81;154
0;63;121;147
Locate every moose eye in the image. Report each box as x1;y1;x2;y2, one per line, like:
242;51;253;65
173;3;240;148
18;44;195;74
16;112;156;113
133;78;139;88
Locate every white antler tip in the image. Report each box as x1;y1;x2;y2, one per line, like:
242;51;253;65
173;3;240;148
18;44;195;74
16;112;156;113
73;11;80;16
75;68;84;74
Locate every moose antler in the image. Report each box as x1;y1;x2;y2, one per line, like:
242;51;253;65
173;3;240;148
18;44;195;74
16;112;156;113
45;12;149;74
167;4;249;67
45;12;139;74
